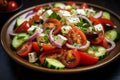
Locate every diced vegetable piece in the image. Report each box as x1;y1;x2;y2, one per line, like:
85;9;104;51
44;58;65;69
28;52;38;63
12;33;30;49
16;17;26;27
105;29;117;41
102;11;110;19
87;46;107;59
54;2;66;9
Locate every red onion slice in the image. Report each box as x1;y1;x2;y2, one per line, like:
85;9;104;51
94;11;103;19
66;41;90;50
78;15;92;26
28;29;43;42
49;28;62;48
25;11;35;18
105;38;116;52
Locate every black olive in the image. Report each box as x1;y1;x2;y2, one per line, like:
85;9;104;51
86;32;99;40
103;24;113;31
34;19;44;24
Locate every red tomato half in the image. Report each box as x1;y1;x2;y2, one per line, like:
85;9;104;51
6;1;18;11
67;26;87;45
39;49;63;64
78;51;99;65
44;18;62;34
61;49;80;68
17;42;32;57
15;21;30;33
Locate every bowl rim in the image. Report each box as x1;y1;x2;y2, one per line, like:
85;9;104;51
1;1;120;73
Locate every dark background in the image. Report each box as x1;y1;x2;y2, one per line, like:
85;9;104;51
0;0;120;80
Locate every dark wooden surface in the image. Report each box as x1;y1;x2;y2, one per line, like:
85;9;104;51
0;0;120;80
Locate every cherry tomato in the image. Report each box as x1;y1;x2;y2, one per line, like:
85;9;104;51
6;1;18;11
42;44;55;51
32;42;40;53
67;26;87;45
14;21;30;33
80;2;88;9
17;42;32;57
39;49;63;64
33;5;43;12
61;49;80;68
78;51;99;65
44;18;62;34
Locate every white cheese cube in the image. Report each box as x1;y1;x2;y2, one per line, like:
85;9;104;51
28;52;38;63
94;24;103;32
64;5;72;10
76;9;86;16
41;10;53;21
66;16;80;25
61;25;72;34
58;10;71;18
27;25;37;34
54;34;67;46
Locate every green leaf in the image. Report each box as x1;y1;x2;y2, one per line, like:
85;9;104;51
49;12;61;20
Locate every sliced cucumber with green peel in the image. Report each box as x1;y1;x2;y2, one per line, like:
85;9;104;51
16;17;26;27
87;46;107;59
105;29;117;41
12;33;30;49
102;11;110;19
45;58;65;69
54;2;66;9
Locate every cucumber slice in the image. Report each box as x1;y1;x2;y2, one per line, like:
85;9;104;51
105;29;117;41
45;58;65;69
102;11;110;19
54;2;66;9
16;17;26;27
87;46;107;59
12;33;30;49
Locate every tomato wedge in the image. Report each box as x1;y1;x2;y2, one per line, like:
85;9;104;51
67;26;87;45
42;44;55;51
32;42;40;53
15;21;30;33
44;18;62;34
61;49;80;68
100;38;108;48
39;49;63;64
78;51;99;65
17;42;32;57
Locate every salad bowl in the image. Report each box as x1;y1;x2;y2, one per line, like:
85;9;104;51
1;1;120;73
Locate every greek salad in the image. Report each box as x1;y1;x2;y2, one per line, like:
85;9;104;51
11;2;119;69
